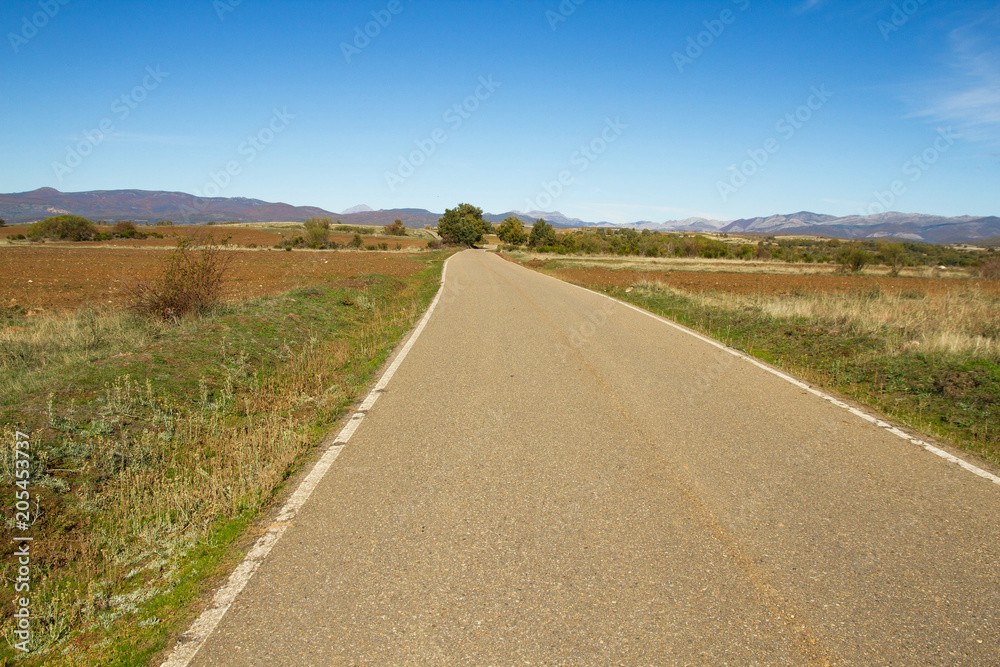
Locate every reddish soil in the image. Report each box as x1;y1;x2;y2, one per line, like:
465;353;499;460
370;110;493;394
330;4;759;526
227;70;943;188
517;261;1000;297
0;224;428;250
1;246;427;313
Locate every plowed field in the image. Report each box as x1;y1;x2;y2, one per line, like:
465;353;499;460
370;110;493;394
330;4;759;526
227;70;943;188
2;246;426;312
522;261;1000;297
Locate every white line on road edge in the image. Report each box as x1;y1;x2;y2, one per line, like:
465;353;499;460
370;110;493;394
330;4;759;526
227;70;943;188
161;257;452;667
568;282;1000;488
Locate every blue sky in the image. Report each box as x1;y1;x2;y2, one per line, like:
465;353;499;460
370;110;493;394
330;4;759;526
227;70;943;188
1;0;997;223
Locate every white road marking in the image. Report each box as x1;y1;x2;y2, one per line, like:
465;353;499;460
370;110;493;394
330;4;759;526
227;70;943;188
568;280;1000;488
160;258;452;667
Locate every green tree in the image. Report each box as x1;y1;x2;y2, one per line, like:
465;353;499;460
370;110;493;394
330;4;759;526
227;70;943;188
27;215;96;241
528;218;557;247
497;216;527;245
438;203;485;246
0;218;6;227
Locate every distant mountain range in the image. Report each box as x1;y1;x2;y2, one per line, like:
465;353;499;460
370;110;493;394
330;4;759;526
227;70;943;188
1;188;997;245
0;187;336;225
714;211;1000;245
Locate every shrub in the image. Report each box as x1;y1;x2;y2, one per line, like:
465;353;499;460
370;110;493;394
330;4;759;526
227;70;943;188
696;237;730;259
349;233;364;249
112;220;141;238
838;245;873;273
126;238;232;321
879;243;906;277
378;242;389;250
155;220;174;226
304;216;331;245
384;219;407;236
426;239;443;250
26;215;97;241
0;218;6;227
979;256;1000;280
578;234;606;255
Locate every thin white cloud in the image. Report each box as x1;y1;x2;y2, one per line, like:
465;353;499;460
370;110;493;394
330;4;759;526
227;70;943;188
794;0;827;14
909;6;1000;144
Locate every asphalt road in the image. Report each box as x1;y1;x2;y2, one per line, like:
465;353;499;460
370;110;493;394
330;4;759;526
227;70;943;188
180;250;1000;666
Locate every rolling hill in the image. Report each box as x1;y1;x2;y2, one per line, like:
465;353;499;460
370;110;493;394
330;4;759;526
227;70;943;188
1;188;996;244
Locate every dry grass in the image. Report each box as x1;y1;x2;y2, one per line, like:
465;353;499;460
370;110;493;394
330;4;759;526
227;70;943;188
508;251;974;278
0;308;168;400
633;277;1000;357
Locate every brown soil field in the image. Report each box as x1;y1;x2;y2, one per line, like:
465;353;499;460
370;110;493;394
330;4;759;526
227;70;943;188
0;224;428;249
517;260;1000;297
1;246;427;313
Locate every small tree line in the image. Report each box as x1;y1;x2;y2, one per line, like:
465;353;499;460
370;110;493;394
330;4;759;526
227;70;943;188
274;216;408;250
498;225;996;273
14;215;169;242
432;203;998;274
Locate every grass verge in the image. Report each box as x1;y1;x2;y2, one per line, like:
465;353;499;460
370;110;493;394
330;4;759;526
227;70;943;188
0;253;449;665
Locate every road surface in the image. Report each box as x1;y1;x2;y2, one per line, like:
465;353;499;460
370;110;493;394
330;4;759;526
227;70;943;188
175;250;1000;666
